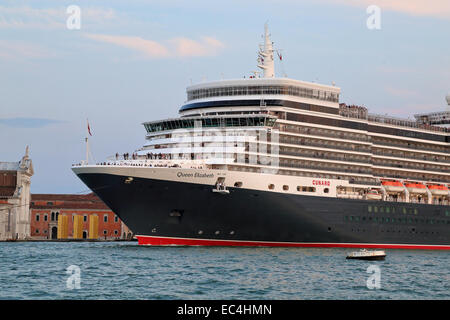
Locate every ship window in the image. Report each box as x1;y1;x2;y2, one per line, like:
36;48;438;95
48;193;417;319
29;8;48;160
324;188;329;193
234;182;243;188
414;209;418;215
368;206;372;213
283;185;289;191
374;207;378;213
402;208;407;214
268;184;275;190
380;207;384;213
386;207;390;213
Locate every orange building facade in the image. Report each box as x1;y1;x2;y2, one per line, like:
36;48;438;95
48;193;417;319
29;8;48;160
30;193;133;240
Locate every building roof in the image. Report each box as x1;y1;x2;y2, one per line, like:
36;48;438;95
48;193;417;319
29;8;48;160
30;193;111;210
0;162;20;171
31;193;101;202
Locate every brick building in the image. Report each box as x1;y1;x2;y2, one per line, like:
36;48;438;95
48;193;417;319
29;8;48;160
30;193;133;240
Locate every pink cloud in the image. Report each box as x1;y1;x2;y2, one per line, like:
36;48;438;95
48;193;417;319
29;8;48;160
319;0;450;19
0;40;55;60
84;33;225;59
84;34;170;58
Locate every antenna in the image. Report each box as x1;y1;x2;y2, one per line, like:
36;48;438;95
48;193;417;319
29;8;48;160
257;23;275;78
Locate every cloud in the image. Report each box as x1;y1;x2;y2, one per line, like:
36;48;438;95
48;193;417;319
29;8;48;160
0;5;116;30
0;40;55;60
0;118;65;128
84;34;170;58
84;33;225;58
319;0;450;19
385;87;417;98
376;66;414;74
170;36;225;57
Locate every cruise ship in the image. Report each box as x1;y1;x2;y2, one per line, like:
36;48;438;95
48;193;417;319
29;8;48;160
72;25;450;249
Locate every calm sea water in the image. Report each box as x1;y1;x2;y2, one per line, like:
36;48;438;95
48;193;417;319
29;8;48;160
0;241;449;300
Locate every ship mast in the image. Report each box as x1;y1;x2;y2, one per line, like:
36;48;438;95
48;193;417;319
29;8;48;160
257;23;275;78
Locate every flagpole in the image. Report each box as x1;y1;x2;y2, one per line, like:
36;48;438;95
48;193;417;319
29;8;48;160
86;119;89;165
86;136;89;165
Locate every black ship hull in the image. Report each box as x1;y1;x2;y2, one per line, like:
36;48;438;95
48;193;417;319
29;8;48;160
75;172;450;249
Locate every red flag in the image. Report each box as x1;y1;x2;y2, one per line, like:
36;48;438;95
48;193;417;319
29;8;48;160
277;51;282;61
87;119;92;136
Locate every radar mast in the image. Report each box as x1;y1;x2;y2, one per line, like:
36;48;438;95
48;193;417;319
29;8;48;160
257;23;275;78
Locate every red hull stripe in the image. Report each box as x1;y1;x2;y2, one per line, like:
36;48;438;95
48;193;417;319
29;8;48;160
136;235;450;250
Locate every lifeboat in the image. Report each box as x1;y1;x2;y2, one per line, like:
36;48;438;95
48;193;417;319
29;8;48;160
366;189;382;200
427;184;449;196
404;182;427;194
381;180;404;192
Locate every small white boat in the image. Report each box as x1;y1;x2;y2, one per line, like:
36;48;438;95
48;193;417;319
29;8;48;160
346;249;386;260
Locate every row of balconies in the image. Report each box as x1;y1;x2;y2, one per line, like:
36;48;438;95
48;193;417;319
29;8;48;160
279;136;371;153
372;159;450;174
276;123;369;142
372;139;449;154
372;149;450;164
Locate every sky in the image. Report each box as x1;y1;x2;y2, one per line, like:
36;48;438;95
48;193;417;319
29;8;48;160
0;0;449;194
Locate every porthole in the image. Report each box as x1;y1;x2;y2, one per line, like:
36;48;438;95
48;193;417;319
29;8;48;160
324;188;329;193
234;182;243;188
215;231;220;235
198;230;203;235
229;231;235;235
283;185;289;191
268;184;275;190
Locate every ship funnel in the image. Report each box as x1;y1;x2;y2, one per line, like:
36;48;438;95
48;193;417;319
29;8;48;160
257;23;275;78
